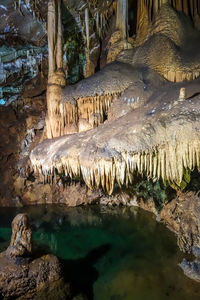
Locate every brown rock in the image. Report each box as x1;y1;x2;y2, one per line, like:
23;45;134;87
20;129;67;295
107;30;125;63
137;197;158;215
0;214;64;299
0;254;62;299
6;214;32;259
22;183;53;204
160;191;200;253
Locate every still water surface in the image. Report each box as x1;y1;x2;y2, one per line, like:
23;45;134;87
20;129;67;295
0;205;199;300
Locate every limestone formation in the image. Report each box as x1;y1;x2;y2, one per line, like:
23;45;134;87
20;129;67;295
44;3;200;139
6;214;32;259
161;192;200;253
30;3;200;195
179;87;186;101
46;0;66;139
136;0;200;44
2;0;200;204
116;0;128;40
133;4;200;82
30;74;200;195
0;214;64;299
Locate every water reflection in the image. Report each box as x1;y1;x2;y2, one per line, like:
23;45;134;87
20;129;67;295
0;205;199;299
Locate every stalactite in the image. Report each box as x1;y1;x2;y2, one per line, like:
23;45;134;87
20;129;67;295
136;0;149;45
183;0;189;15
85;7;90;50
136;0;200;41
96;11;100;36
116;0;128;39
56;0;63;70
48;0;57;75
163;69;200;82
176;0;183;11
30;139;200;195
57;92;120;135
100;13;103;30
46;0;66;139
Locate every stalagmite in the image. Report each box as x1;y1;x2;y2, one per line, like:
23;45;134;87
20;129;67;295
179;87;186;101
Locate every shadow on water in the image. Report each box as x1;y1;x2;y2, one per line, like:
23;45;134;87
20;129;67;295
61;244;112;300
0;237;5;243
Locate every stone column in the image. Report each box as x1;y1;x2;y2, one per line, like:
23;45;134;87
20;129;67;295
46;0;66;139
48;0;57;75
116;0;128;40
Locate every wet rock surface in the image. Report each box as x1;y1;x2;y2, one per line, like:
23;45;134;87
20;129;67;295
0;253;62;299
180;257;200;283
0;213;65;299
6;213;32;259
159;190;200;283
160;191;200;253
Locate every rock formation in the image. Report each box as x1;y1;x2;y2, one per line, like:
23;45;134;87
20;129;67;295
161;192;200;253
43;2;200;140
30;3;200;196
1;2;200;286
0;214;64;299
6;214;32;259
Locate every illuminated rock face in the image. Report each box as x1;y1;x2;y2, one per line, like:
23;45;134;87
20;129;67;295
30;74;200;195
30;2;200;195
45;4;200;138
133;5;200;82
136;0;200;45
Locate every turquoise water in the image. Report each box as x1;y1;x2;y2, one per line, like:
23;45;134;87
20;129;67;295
0;205;200;300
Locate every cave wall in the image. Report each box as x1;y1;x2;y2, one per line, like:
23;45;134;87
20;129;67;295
1;0;199;106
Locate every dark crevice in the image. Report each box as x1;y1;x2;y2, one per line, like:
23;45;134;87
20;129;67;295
128;0;138;36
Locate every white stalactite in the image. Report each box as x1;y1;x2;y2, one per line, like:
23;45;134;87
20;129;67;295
30;138;200;196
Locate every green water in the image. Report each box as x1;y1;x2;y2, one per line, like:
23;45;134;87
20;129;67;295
0;205;200;300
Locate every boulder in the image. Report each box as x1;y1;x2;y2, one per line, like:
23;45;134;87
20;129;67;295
0;214;65;299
